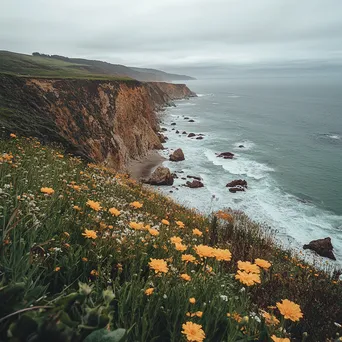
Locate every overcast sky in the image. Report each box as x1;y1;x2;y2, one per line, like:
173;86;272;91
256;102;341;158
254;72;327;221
1;0;342;74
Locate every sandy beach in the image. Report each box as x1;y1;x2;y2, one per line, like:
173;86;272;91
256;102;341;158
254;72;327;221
127;150;166;180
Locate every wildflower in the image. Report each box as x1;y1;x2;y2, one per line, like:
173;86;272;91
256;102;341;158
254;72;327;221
148;228;160;236
82;229;97;240
71;185;81;191
182;254;196;263
261;310;280;325
276;299;303;322
194;244;214;258
90;269;99;276
176;220;185;228
170;236;182;244
57;154;64;158
195;311;203;318
189;298;196;304
82;257;88;262
145;288;154;296
149;258;168;274
271;336;290;342
86;200;102;211
181;273;191;281
130;201;143;209
237;261;260;274
255;258;271;270
73;205;82;211
192;228;203;236
54;267;61;272
182;322;205;342
175;243;187;252
213;248;232;261
63;232;70;237
161;219;170;225
10;133;17;138
130;222;145;230
235;270;261;286
109;207;121;216
40;187;55;195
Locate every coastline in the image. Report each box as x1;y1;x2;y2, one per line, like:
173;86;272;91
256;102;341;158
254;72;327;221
127;150;166;180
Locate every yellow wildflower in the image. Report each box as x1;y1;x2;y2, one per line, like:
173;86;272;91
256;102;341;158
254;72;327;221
180;273;191;281
148;228;160;236
86;200;102;211
129;222;145;230
73;205;82;211
182;254;196;263
192;228;203;236
255;258;272;270
213;248;232;261
130;201;143;209
181;322;205;342
109;207;121;216
175;243;187;252
195;311;203;318
189;298;196;304
82;229;97;240
170;236;182;244
149;258;168;274
10;133;17;138
82;257;88;262
145;288;154;296
161;219;170;225
235;270;261;286
276;299;303;322
194;244;214;258
237;261;260;274
176;220;185;228
71;185;81;191
261;310;280;326
90;269;99;276
271;336;290;342
40;187;55;195
63;232;70;237
54;267;61;272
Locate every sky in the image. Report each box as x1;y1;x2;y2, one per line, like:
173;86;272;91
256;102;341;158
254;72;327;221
1;0;342;76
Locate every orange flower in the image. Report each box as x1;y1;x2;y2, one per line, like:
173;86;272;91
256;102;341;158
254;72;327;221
255;258;271;270
276;299;303;322
181;322;205;342
213;248;232;261
235;270;261;286
148;228;160;236
271;336;290;342
54;267;61;272
149;258;168;274
261;310;280;326
189;297;196;304
129;222;145;230
180;273;191;281
145;288;154;296
237;261;260;274
40;187;55;195
194;244;214;258
82;229;97;239
170;236;182;244
90;269;99;276
109;207;121;216
176;220;185;228
192;228;203;236
82;257;88;262
161;219;170;225
182;254;196;263
10;133;17;138
86;200;102;211
195;311;203;318
175;243;187;252
73;205;82;211
130;201;143;209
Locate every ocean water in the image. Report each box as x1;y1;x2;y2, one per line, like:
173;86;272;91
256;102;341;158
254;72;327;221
157;77;342;265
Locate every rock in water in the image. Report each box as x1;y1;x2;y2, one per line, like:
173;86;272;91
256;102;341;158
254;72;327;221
229;187;245;193
188;133;196;137
226;179;248;188
217;152;235;159
303;237;336;260
169;148;185;162
186;180;204;188
144;166;174;186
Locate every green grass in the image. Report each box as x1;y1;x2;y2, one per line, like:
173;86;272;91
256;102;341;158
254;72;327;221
0;134;341;341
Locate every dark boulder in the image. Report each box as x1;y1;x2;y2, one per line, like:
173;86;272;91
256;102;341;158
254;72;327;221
144;166;174;186
182;131;187;134
169;148;185;162
217;152;235;159
229;187;245;193
188;133;196;138
186;180;204;188
187;175;202;181
184;117;189;120
161;128;167;132
176;130;179;134
239;145;244;148
171;122;176;126
196;136;203;140
188;119;195;122
303;237;336;260
226;179;248;188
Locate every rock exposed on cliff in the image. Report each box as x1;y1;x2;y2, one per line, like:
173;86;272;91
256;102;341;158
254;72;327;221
303;237;336;260
226;180;248;188
169;148;185;162
144;166;174;186
217;152;235;159
188;133;196;137
186;180;204;188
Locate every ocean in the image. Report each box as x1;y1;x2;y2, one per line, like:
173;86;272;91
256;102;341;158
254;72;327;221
158;77;342;265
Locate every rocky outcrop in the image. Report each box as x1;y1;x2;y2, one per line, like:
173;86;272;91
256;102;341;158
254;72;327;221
186;180;204;188
169;148;185;162
226;180;248;193
0;74;195;170
217;152;235;159
157;133;167;143
187;175;201;181
144;166;174;186
303;237;336;260
188;133;196;137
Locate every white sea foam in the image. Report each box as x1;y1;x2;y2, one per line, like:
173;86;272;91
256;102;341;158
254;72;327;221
233;140;256;150
328;134;341;140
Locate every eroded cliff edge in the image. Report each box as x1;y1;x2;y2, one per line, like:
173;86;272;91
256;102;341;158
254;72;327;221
0;74;195;170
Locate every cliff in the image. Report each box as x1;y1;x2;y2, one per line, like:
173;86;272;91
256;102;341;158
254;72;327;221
0;74;195;170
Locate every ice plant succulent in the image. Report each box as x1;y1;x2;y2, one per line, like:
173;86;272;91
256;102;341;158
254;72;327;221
181;322;206;342
276;299;303;322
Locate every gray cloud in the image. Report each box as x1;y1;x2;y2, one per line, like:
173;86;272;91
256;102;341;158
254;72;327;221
1;0;342;74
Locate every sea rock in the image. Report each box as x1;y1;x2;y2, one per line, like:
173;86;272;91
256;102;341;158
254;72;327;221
157;133;167;143
226;179;248;188
303;237;336;260
188;119;195;122
171;122;176;126
169;148;185;162
188;133;196;137
187;175;201;181
144;166;174;186
229;187;245;193
161;128;167;132
182;131;187;134
176;130;179;134
217;152;235;159
184;117;189;119
196;136;203;140
186;180;204;188
239;145;244;148
171;173;178;179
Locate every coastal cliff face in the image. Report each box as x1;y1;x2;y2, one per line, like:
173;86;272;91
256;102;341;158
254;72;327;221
0;75;195;170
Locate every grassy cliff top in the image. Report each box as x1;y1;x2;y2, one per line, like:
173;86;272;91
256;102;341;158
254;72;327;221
0;134;341;341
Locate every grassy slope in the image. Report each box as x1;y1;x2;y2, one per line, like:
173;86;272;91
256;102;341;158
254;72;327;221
0;135;342;341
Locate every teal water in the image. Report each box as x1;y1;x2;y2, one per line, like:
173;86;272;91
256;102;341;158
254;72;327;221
159;77;342;264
